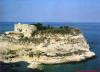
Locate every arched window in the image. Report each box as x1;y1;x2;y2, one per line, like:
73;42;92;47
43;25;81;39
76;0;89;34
19;29;22;32
17;29;22;32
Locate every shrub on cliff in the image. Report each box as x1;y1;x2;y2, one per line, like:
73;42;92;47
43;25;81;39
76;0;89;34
28;52;34;57
31;23;53;31
28;51;42;58
31;23;81;35
18;36;47;44
4;49;18;59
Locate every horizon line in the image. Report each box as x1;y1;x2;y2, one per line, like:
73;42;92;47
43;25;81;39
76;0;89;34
0;21;100;23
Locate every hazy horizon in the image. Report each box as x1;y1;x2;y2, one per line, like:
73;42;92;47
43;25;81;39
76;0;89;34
0;21;100;24
0;0;100;22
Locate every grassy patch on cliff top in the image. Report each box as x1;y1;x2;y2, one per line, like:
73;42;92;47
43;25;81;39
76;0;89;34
31;23;81;35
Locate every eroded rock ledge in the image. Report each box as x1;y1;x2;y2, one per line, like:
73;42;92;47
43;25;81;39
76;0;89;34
0;32;95;65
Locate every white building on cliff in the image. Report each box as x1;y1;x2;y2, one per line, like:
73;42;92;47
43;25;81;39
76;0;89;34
5;22;37;38
14;22;37;37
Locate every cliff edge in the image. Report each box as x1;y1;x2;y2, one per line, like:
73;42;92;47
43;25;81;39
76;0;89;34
0;23;95;65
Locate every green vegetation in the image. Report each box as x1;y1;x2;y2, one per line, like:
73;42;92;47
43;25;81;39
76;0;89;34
31;23;81;35
7;49;16;55
28;51;44;58
31;23;53;31
19;36;47;44
18;23;81;44
43;38;50;47
4;49;18;59
28;52;34;57
19;37;29;43
46;50;87;57
24;48;32;52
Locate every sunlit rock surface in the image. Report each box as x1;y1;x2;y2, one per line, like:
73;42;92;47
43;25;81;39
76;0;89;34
0;32;95;65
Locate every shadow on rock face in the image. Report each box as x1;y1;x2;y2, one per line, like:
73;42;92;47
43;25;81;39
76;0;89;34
0;61;44;72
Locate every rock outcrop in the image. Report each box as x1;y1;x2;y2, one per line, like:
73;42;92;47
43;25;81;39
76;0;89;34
0;32;95;64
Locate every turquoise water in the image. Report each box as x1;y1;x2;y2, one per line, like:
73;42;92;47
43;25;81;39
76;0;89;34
0;22;100;72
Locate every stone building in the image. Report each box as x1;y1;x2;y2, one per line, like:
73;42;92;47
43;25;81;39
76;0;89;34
5;22;37;39
14;22;37;37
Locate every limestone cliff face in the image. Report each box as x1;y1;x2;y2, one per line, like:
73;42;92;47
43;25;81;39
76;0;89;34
0;33;95;64
30;33;95;64
35;33;89;54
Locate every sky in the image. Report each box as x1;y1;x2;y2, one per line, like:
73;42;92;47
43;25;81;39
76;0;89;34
0;0;100;22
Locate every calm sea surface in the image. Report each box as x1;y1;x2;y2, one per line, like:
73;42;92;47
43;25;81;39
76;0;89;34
0;22;100;72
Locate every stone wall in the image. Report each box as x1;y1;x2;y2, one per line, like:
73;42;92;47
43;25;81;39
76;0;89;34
14;22;37;37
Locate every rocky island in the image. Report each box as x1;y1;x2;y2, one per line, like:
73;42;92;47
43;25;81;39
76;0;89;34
0;22;95;68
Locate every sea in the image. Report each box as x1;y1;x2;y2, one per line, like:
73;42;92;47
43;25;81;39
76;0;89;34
0;22;100;72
